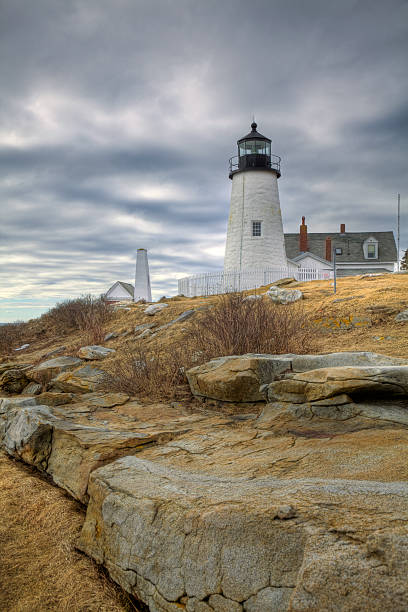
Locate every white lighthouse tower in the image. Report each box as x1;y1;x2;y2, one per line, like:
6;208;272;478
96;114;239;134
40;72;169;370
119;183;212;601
134;248;152;302
224;122;288;271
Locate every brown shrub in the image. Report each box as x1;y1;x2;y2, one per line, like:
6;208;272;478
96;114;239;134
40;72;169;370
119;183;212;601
102;342;194;401
42;295;112;342
0;322;25;356
189;292;315;358
103;293;315;401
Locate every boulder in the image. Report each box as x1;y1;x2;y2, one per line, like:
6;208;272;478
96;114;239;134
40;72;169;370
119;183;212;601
21;381;42;395
266;286;303;304
395;309;408;322
187;354;293;402
42;345;67;359
29;356;83;383
0;368;29;393
77;345;116;360
51;364;106;393
144;303;169;315
104;332;118;341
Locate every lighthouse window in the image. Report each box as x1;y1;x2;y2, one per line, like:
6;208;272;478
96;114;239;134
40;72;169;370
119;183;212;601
252;221;262;237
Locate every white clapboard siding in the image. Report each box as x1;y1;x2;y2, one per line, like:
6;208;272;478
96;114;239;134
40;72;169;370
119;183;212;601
178;268;333;297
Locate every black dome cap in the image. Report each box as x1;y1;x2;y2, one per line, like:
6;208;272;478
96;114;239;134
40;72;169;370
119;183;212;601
237;121;271;143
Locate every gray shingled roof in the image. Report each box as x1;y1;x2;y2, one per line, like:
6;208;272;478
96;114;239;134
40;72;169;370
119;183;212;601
284;231;397;263
117;281;134;296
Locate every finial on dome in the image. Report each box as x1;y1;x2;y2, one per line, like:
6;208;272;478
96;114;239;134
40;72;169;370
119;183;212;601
251;120;257;131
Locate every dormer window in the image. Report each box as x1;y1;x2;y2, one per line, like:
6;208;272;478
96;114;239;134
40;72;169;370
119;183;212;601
252;220;262;237
363;237;378;260
367;245;376;258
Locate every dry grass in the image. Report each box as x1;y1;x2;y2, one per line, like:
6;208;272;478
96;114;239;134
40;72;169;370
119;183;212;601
0;453;145;612
0;322;25;356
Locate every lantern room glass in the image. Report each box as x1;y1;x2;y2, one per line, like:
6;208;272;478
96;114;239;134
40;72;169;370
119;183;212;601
239;140;271;157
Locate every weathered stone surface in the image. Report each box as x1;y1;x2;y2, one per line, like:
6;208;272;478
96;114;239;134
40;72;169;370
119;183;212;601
267;365;408;404
270;277;296;287
243;295;262;301
395;309;408;321
77;345;116;360
0;368;29;393
144;303;169;315
134;323;156;332
0;403;53;468
266;286;303;304
244;587;293;611
187;354;293;402
78;456;408;612
76;392;129;408
51;364;106;393
29;356;83;382
290;351;406;372
21;381;42;395
104;332;118;341
35;392;74;406
42;345;67;358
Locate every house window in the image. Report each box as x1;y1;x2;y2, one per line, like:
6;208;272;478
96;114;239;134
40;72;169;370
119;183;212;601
252;221;262;237
335;247;342;255
367;244;376;258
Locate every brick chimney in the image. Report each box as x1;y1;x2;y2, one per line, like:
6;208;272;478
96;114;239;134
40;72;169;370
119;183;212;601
299;216;308;252
340;223;346;234
325;236;332;261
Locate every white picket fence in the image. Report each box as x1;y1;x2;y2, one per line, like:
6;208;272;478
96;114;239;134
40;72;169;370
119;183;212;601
178;268;333;297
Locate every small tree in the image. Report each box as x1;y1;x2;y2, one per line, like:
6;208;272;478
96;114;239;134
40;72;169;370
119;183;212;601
401;249;408;271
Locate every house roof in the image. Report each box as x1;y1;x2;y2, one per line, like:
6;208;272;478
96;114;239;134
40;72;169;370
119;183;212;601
292;251;333;267
284;231;397;263
106;281;134;297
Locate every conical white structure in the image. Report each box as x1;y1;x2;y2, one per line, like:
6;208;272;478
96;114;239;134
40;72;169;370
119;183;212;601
224;122;287;271
134;248;152;302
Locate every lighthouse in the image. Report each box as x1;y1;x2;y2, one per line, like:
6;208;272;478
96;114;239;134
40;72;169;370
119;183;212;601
224;122;288;271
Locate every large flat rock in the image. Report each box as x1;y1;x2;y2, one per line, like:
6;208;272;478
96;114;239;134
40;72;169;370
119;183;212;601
0;399;189;503
78;456;408;612
187;352;407;403
51;364;106;393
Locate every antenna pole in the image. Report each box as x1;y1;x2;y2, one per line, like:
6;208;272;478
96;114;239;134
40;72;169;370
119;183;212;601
397;193;401;271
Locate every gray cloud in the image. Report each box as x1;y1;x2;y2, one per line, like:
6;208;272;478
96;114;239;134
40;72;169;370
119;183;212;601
1;0;407;320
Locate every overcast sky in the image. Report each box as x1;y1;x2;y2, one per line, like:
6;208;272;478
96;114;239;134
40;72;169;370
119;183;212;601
1;0;407;321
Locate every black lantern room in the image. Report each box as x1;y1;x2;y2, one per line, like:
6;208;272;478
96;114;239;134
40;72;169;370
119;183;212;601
229;121;281;179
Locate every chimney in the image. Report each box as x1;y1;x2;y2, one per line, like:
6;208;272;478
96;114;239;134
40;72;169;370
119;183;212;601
325;236;332;261
299;216;308;252
340;223;345;234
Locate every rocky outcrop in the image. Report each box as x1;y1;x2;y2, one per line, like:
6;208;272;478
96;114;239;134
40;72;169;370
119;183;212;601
77;345;116;360
22;381;42;395
187;354;294;402
187;352;407;403
0;398;188;503
145;303;169;315
51;364;106;393
0;368;30;393
395;309;408;322
267;365;408;404
266;286;303;304
78;456;408;612
29;356;82;382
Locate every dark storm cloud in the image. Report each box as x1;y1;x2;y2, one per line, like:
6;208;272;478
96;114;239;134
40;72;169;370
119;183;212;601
1;0;407;320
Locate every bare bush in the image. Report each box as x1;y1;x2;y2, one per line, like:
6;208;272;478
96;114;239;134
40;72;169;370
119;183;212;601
189;293;315;358
43;295;112;342
102;342;193;400
0;322;25;356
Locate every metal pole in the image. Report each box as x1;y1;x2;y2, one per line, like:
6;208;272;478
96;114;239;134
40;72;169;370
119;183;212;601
397;193;401;272
333;247;337;294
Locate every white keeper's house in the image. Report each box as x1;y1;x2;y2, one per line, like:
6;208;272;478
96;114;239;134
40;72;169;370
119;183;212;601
178;122;397;297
